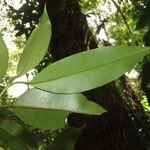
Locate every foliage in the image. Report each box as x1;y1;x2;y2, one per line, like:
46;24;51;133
0;119;38;150
13;88;105;129
46;127;83;150
0;1;150;149
0;36;8;82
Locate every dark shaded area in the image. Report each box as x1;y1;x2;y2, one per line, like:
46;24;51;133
136;1;150;30
143;29;150;46
136;0;150;106
140;62;150;105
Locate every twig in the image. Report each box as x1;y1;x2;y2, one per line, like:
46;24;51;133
111;0;133;35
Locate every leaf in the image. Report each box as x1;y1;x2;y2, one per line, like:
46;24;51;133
46;127;83;150
14;109;68;130
12;88;105;130
30;46;150;93
0;35;8;82
17;8;51;76
0;119;38;150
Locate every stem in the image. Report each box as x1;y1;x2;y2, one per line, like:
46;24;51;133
0;83;12;98
0;80;28;98
0;76;16;98
0;105;10;108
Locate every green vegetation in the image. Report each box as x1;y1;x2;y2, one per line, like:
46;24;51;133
0;0;150;149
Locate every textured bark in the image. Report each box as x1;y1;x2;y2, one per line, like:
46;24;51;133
46;0;97;61
46;0;145;149
140;62;150;105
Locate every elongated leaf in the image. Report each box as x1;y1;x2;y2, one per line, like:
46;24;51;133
17;9;51;76
46;127;82;150
30;46;150;93
0;35;8;82
0;119;38;150
12;88;105;129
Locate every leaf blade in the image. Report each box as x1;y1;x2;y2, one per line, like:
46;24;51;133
17;9;51;76
14;109;68;130
0;35;9;82
30;46;150;93
11;88;105;129
0;119;38;150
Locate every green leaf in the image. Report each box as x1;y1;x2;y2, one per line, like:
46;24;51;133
17;9;51;76
14;109;68;130
0;119;38;150
12;88;105;130
0;35;8;82
30;46;150;93
46;127;83;150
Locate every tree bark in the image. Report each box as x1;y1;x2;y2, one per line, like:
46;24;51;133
46;0;145;149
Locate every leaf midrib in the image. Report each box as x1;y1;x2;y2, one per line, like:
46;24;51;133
18;27;39;76
10;105;103;115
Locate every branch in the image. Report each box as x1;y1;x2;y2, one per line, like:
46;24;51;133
111;0;133;35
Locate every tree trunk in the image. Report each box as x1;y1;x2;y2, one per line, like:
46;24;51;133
46;0;145;149
140;61;150;105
